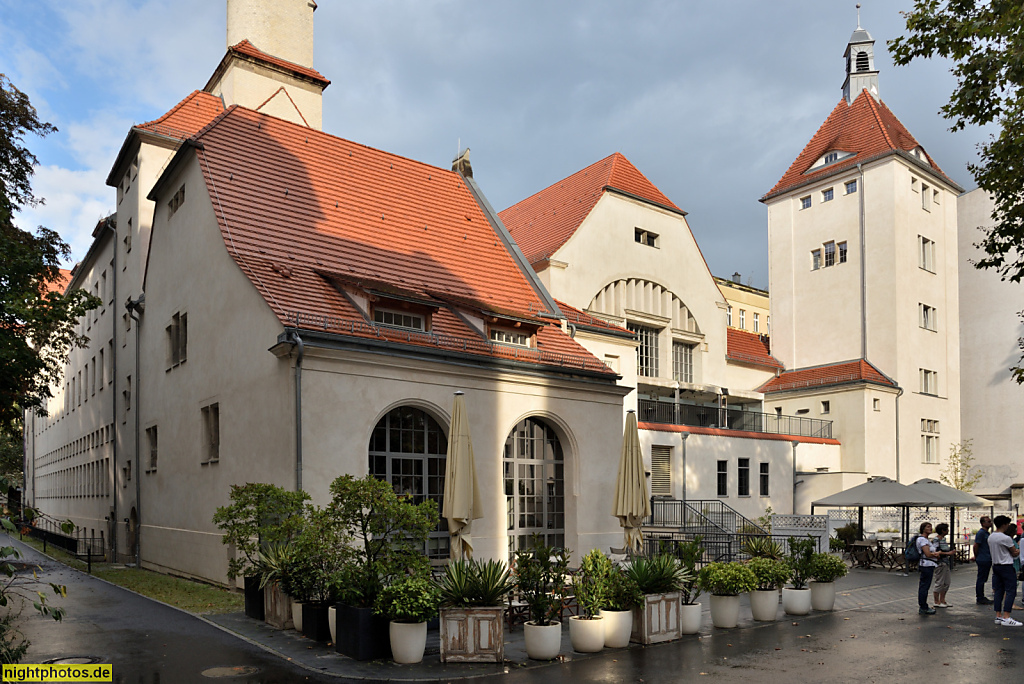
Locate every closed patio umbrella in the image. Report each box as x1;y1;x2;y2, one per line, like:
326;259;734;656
442;391;482;560
613;410;651;555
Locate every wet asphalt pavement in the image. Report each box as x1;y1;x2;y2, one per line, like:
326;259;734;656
7;534;1022;683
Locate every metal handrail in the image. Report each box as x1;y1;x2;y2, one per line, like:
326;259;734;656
637;399;833;439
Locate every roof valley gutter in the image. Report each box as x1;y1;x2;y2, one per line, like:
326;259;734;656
288;330;304;493
456;173;564;319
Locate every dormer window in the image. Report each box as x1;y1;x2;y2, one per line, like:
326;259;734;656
374;308;424;331
490;328;530;347
807;150;853;172
634;228;659;248
824;152;838;165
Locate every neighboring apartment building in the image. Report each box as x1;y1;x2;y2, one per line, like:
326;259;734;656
957;189;1024;510
760;24;963;508
24;0;631;583
716;274;770;336
499;154;841;520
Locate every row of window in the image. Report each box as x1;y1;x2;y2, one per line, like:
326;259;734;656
35;424;114;468
372;306;532;348
717;459;770;497
811;241;848;270
36;457;111;500
140;402;220;474
726;307;768;333
628;324;697;381
799;179;857;210
62;340;115;419
911;177;941;212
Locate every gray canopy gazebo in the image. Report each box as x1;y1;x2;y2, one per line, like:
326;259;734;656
810;476;947;541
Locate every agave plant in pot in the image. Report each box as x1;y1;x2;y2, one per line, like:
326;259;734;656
255;542;295;630
624;553;687;644
437;558;515;663
782;536;816;616
599;564;642;648
697;562;757;629
808;552;848;611
569;549;611;653
514;541;570;660
747;557;790;622
374;577;442;664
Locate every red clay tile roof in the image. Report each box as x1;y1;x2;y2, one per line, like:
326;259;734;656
555;300;630;334
763;91;958;200
228;40;331;88
726;328;782;369
187;106;613;376
137;91;225;141
43;269;73;296
499;153;682;264
758;359;896;393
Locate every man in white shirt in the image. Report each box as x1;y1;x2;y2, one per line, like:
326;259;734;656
988;515;1021;626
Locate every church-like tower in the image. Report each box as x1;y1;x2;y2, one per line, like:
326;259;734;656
760;19;963;501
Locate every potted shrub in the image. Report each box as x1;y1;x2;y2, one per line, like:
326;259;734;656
374;577;442;664
782;536;816;616
747;557;789;622
212;483;308;622
437;558;515;663
284;506;348;642
599;564;642;648
328;475;438;661
697;562;756;629
570;549;609;653
514;541;570;660
674;537;704;635
624;553;687;644
808;552;848;611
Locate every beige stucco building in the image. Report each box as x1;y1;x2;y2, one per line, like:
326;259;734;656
716;275;770;336
761;25;963;509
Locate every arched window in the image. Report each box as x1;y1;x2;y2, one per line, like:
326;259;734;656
856;51;870;72
368;406;449;559
504;417;564;554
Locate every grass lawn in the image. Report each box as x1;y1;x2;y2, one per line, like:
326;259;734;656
15;535;243;615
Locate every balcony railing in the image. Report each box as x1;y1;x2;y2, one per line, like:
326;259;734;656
638;399;833;439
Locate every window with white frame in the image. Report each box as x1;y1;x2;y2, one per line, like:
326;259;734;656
922;419;939;463
753;313;760;333
374;308;423;331
918;236;936;272
717;460;728;497
672;341;694;383
800;196;811;210
811;249;822;270
202;403;220;463
919;303;937;331
759;462;770;496
738;458;750;496
738;310;746;329
824;241;836;267
490;328;529;346
650;445;672;497
629;323;660;378
822;188;834;202
766;315;770;334
838;241;848;264
845;180;858;194
727;306;732;326
919;369;938;395
921;183;931;211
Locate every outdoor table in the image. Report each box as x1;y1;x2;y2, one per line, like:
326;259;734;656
849;541;879;568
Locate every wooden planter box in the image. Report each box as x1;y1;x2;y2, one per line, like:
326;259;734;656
439;606;505;663
263;581;293;630
631;591;681;644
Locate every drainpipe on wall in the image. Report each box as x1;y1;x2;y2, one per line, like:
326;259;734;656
106;221;118;563
791;440;800;514
679;433;689;502
857;163;867;359
288;330;304;493
894;387;904;481
126;293;145;567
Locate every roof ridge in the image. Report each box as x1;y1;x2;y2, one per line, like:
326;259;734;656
138;90;209;128
861;91;896;150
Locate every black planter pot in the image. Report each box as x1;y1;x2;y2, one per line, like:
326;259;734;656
243;576;265;621
335;604;391;661
302;603;332;642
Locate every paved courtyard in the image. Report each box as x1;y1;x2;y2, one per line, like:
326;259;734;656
8;535;1022;683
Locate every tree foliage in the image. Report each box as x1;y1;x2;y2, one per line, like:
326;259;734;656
0;74;100;437
889;2;1024;380
940;439;984;492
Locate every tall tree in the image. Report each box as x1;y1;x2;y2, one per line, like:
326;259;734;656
889;2;1024;381
0;74;99;440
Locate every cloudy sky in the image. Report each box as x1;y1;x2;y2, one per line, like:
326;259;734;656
2;0;989;289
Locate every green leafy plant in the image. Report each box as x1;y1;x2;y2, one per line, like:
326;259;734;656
328;475;438;608
255;542;294;591
747;557;790;592
374;577;442;624
833;523;861;549
697;562;757;597
741;536;785;560
625;554;687;595
280;505;349;605
786;536;817;590
212;483;309;580
574;549;612;619
809;553;849;584
756;506;774;533
437;559;515;607
602;566;642;611
513;540;570;626
672;536;704;605
828;537;845;553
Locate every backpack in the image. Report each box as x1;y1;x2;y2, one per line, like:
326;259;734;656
905;535;921;562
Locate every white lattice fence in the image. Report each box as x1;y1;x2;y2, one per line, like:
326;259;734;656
773;515;828;551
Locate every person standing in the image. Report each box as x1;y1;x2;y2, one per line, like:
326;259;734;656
974;516;994;604
917;522;941;615
931;523;955;607
988;515;1021;626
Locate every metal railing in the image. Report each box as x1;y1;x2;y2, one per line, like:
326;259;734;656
643;531;821;568
645;498;766;536
638;399;833;439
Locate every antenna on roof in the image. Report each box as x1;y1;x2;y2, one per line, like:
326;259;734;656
856;3;862;29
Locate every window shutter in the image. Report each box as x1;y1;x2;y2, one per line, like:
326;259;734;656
650;446;672;496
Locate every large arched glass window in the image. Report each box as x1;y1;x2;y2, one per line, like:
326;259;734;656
504;417;564;555
368;406;449;559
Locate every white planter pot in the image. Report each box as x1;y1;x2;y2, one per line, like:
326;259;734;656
709;595;741;629
291;600;304;632
599;609;633;648
524;621;562;660
782;588;811;616
679;602;703;635
569;616;604;653
328;606;337;644
750;590;779;622
389;621;427;664
810;581;837;611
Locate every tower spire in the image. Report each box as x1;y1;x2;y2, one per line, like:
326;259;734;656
842;10;879;104
856;3;862;30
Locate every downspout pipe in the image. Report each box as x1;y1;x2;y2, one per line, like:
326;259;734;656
106;221;118;563
895;387;904;481
791;441;800;514
288;330;304;493
679;433;689;502
857;163;867;359
126;293;145;567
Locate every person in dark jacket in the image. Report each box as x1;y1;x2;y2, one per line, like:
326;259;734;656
974;516;993;604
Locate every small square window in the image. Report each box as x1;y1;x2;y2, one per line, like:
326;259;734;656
933;189;940;205
838;241;848;264
202;403;220;463
490;328;529;346
800;196;812;210
634;228;659;248
921;183;931;211
811;249;822;270
822;188;834;202
872;398;880;411
821;400;830;414
845;180;857;194
374;308;424;331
